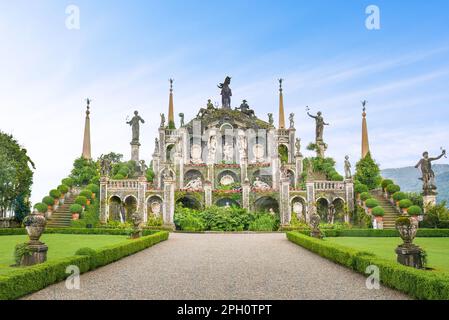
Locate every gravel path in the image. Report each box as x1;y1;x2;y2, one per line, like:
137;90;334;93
24;233;408;300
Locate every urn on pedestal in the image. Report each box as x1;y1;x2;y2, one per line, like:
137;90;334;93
20;211;48;266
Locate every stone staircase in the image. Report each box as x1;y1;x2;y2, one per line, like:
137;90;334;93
46;194;77;228
370;192;400;230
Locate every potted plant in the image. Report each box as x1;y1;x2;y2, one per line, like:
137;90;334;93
360;192;371;206
392;192;407;207
86;184;100;199
74;196;88;210
33;203;48;216
386;184;401;204
395;216;418;246
398;199;413;214
70;204;83;220
79;190;93;205
42;196;55;215
62;178;74;192
372;206;385;229
49;189;61;207
23;211;46;243
365;198;379;214
57;184;69;203
408;205;423;221
381;179;394;193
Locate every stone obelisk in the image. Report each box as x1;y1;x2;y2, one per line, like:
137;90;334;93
361;101;370;158
82;99;92;160
278;79;285;129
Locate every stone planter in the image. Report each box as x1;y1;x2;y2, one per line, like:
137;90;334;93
72;213;80;220
395;217;423;269
21;211;48;266
374;216;383;229
59;196;65;205
24;212;46;243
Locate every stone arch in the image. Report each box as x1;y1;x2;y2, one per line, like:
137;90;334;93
316;197;329;222
216;197;240;208
291;196;307;222
331;197;346;223
166;144;175;162
108;195;123;222
286;169;295;187
217;170;240;186
176;196;202;210
184;169;204;185
278;144;289;164
147;195;163;217
254;196;279;214
252;169;272;186
124;195;137;221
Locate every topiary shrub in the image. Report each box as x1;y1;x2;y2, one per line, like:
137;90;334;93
62;178;74;187
371;206;385;217
79;190;93;200
57;184;69;194
393;192;407;202
74;196;87;206
49;189;61;199
381;179;394;190
33;203;48;213
360;192;372;201
113;173;125;180
355;183;369;194
86;183;99;194
408;205;423;216
70;204;83;214
42;196;55;206
386;184;401;195
365;198;379;208
396;216;411;227
399;199;413;209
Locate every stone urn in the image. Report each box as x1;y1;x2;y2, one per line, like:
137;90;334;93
395;216;423;269
23;211;47;244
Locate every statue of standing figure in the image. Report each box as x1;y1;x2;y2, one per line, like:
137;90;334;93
207;135;217;162
415;149;446;194
295;138;301;156
289;113;295;128
268;113;274;126
99;155;112;176
218;76;232;109
179;113;184;127
127;111;145;145
160;113;165;128
307;108;329;142
344;155;352;179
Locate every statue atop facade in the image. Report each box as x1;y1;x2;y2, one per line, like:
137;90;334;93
126;111;145;144
237;133;247;158
344;155;352;179
268;113;274;126
99;155;112;176
415;149;446;194
179;113;184;127
207;135;217;162
139;160;148;176
160;113;165;128
223;142;234;162
236;100;255;117
154;138;159;154
289;113;295;128
307;108;329;142
218;76;232;109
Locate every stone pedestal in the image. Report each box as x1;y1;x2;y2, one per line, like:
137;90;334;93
423;194;437;213
295;154;303;188
395;245;423;269
99;176;108;223
131;143;140;162
280;178;290;226
162;178;175;228
138;176;147;222
21;242;48;266
242;179;250;211
204;181;212;208
316;140;327;158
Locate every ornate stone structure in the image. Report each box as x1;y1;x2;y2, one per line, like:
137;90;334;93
99;78;355;228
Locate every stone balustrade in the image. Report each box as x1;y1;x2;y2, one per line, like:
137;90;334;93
107;180;151;190
314;181;345;191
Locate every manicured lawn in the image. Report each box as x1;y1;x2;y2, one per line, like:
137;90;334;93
0;234;128;275
325;237;449;273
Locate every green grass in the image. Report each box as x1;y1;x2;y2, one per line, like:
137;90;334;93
0;234;128;275
325;237;449;273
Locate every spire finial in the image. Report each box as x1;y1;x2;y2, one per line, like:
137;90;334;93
361;100;367;116
279;78;283;92
85;98;91;115
169;78;174;92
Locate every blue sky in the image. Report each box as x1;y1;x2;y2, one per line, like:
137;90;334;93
0;0;448;203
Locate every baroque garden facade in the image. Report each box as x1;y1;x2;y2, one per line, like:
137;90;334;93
99;78;354;228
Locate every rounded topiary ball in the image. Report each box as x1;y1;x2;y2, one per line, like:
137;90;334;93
393;192;407;202
355;183;369;194
79;190;93;200
70;204;83;214
408;205;423;216
34;203;48;213
75;196;87;206
360;192;372;201
386;184;401;195
381;179;394;190
42;196;55;206
399;199;413;209
365;198;379;208
371;206;385;217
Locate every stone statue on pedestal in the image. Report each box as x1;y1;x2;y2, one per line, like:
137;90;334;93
289;113;295;128
100;155;112;176
415;149;446;194
268;113;274;126
295;138;301;156
179;113;185;127
218;76;232;109
344;155;352;179
160;113;165;128
126;111;145;145
207;135;217;162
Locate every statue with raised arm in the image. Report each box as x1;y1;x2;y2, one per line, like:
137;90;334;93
218;76;232;109
415;149;446;194
307;109;329;142
344;155;352;179
160;113;165;128
127;111;145;144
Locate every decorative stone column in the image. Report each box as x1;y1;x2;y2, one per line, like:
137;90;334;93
295;154;303;188
204;180;212;208
99;176;108;223
423;194;437;213
306;181;315;222
345;179;355;212
280;177;291;226
138;175;147;223
272;156;279;190
240;156;248;183
152;154;160;189
242;178;250;211
207;164;215;188
162;177;175;229
131;142;140;162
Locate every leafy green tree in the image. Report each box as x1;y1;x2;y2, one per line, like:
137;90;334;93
0;132;34;218
354;152;382;190
101;152;123;164
70;157;99;186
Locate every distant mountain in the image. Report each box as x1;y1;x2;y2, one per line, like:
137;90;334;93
381;164;449;204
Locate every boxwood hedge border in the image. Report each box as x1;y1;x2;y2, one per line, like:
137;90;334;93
0;228;162;236
283;228;449;238
286;231;449;299
0;230;169;300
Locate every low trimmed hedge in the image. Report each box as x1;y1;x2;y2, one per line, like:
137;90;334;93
286;232;449;299
0;231;169;300
0;228;163;236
